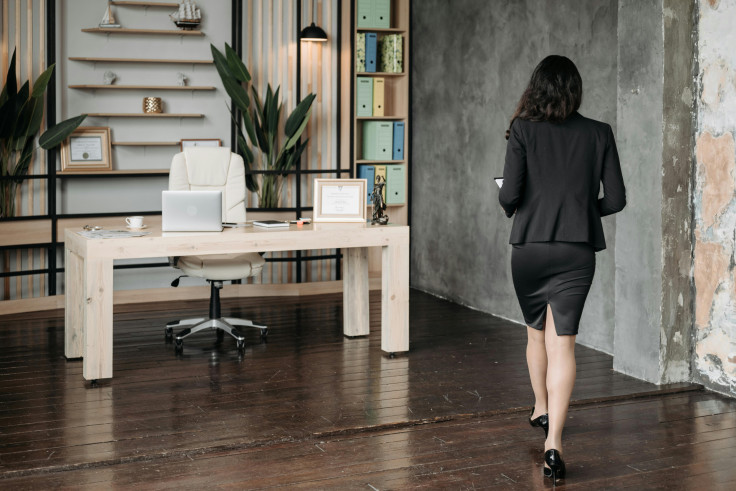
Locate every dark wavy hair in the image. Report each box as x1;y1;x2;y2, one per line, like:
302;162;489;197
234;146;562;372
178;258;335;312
505;55;583;140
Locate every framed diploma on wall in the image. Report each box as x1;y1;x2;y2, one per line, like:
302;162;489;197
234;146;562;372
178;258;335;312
60;127;112;172
313;179;367;222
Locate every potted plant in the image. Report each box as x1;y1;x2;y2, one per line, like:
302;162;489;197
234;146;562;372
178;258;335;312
0;49;87;218
211;43;315;209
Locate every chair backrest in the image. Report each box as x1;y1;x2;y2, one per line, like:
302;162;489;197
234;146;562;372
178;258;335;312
169;147;246;223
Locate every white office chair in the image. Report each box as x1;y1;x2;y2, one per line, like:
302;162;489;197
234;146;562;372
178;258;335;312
164;147;267;353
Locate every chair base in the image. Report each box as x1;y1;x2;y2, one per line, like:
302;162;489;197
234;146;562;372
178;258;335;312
165;280;267;353
165;318;267;353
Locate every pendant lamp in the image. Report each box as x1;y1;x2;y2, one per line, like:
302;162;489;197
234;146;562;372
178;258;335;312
300;1;327;42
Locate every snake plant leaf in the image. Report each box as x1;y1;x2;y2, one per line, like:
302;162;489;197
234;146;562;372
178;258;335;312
31;64;55;99
18;95;45;148
0;97;15;139
268;87;280;136
12;83;31;145
211;44;234;84
251;86;264;122
234;124;255;165
211;45;250;112
38;114;87;149
225;43;251;83
283;106;313;151
241;107;258;147
285;93;316;137
12;136;35;184
253;113;269;154
222;76;250;114
237;133;258;193
0;49;17;104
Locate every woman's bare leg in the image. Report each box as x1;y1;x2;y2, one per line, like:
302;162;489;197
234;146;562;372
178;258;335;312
543;304;577;453
526;325;548;419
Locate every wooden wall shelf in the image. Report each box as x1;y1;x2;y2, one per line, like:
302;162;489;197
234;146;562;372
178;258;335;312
88;113;204;118
356;159;406;164
111;1;179;7
70;57;213;64
356;72;405;77
82;28;204;36
357;116;407;121
58;169;170;176
69;85;215;91
356;27;406;33
112;141;179;146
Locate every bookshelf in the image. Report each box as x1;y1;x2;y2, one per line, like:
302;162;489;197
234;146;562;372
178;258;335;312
350;0;410;227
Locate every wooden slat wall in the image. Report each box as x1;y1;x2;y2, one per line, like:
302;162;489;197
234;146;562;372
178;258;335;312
0;0;47;301
243;0;340;284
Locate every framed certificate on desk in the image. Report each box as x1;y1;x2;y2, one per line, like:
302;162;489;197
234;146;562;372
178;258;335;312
313;179;367;222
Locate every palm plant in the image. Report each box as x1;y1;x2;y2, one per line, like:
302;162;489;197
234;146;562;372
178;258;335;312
211;43;315;208
1;49;86;218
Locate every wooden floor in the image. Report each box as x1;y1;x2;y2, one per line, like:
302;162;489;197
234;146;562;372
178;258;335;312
0;290;733;489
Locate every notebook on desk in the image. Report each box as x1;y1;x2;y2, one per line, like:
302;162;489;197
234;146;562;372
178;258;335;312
162;190;223;232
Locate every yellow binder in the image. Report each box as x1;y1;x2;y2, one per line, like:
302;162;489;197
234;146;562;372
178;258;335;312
374;165;387;201
373;77;385;116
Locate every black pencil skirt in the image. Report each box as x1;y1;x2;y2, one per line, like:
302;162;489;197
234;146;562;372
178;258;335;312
511;241;595;336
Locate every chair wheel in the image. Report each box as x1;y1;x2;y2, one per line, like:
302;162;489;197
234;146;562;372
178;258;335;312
174;339;183;353
236;339;245;352
165;327;173;340
260;328;268;340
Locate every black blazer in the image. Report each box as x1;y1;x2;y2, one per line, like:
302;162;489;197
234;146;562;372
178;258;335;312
499;112;626;251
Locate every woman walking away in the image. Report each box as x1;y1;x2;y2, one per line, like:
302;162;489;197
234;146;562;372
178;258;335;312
498;55;626;482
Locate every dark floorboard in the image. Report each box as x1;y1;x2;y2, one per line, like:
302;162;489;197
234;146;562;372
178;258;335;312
0;289;729;489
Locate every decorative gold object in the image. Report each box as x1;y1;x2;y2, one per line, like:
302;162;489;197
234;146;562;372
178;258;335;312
143;97;163;113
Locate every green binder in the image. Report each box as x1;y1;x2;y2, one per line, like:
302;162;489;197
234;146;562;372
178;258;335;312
357;0;391;29
356;33;366;72
386;164;406;204
356;77;373;117
363;121;393;160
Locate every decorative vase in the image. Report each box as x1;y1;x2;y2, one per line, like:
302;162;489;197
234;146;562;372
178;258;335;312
143;97;163;113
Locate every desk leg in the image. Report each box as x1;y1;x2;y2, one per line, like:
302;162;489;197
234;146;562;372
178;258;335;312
381;242;409;354
83;257;114;380
65;248;84;358
343;247;370;337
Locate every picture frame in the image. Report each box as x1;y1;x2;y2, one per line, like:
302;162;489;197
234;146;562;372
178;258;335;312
60;126;112;172
180;138;222;150
313;178;367;223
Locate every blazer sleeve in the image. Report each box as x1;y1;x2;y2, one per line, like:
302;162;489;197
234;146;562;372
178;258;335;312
499;120;526;218
598;125;627;217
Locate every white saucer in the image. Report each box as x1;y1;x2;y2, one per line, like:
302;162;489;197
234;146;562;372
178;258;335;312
126;225;148;230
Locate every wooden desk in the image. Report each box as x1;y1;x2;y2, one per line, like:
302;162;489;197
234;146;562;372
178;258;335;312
64;223;410;381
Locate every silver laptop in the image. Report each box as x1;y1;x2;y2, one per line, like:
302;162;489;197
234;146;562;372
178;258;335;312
162;190;223;232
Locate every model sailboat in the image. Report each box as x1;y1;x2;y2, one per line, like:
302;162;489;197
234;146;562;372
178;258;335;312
99;1;121;28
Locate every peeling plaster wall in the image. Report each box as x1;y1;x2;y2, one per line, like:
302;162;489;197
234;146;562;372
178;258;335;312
694;0;736;396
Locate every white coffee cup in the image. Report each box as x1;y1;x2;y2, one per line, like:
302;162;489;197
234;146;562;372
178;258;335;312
125;216;144;228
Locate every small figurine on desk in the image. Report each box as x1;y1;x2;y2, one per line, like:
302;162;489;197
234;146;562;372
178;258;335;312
176;72;188;87
371;175;389;225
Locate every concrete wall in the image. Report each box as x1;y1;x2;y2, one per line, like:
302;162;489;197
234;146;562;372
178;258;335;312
693;0;736;395
613;0;694;384
410;0;619;352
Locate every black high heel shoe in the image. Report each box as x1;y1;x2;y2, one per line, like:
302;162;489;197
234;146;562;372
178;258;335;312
528;407;549;438
543;449;566;482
